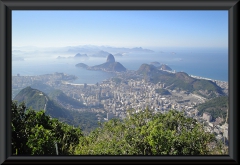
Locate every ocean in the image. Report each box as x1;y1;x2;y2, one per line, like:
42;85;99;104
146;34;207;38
12;50;228;83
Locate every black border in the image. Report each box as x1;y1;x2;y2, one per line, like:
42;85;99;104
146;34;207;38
0;0;239;164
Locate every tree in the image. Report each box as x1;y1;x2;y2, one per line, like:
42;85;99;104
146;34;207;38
74;108;216;155
11;101;29;155
26;124;56;155
11;101;83;155
12;101;222;155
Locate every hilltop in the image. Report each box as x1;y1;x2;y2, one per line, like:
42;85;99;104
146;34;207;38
158;64;172;71
150;61;161;67
13;87;72;121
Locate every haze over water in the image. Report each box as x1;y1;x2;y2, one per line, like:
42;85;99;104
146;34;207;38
12;47;228;83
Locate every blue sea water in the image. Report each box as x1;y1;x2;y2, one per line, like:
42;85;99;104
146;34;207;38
115;51;228;82
12;57;115;84
12;49;228;83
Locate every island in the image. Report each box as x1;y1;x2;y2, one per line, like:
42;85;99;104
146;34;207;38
74;53;88;58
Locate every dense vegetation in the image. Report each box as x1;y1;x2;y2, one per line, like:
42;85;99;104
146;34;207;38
197;96;228;123
44;99;73;123
69;110;101;134
12;101;83;155
12;101;226;155
74;108;221;155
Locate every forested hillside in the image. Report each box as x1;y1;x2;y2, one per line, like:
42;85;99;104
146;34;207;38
13;87;100;133
48;89;86;109
196;96;228;123
137;64;224;98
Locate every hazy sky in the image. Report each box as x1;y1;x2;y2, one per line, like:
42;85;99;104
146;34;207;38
12;10;228;49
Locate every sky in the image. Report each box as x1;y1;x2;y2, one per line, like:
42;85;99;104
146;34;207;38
12;10;228;49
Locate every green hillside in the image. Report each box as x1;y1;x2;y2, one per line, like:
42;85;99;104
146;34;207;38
196;96;228;123
13;86;72;120
13;87;99;133
13;86;47;111
48;89;86;109
137;64;224;98
11;101;83;155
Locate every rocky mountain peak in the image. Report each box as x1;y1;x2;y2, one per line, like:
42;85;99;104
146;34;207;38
106;54;115;63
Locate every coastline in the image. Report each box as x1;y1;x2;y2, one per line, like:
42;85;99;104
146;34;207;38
160;69;228;84
189;75;228;83
62;81;96;86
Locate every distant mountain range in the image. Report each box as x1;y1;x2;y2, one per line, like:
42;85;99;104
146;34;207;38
74;53;88;58
113;53;124;57
12;45;155;60
76;54;127;72
56;45;155;59
91;50;111;57
66;45;154;55
57;53;89;59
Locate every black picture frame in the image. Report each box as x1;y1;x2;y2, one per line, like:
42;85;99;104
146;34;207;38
0;0;239;164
